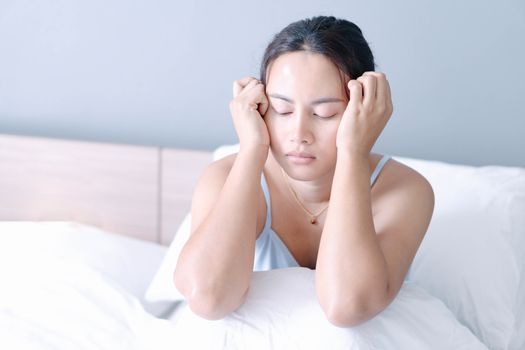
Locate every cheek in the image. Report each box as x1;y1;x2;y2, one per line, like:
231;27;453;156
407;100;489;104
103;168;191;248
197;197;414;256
315;121;340;160
318;119;341;141
264;114;283;144
265;112;285;131
323;125;340;156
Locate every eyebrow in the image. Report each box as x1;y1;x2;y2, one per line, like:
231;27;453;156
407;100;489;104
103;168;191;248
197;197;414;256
268;93;344;106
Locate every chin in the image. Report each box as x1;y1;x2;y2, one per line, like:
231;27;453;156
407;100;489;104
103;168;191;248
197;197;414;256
281;160;332;182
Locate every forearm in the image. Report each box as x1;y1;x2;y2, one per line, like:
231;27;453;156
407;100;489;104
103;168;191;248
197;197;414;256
175;146;267;318
316;151;389;324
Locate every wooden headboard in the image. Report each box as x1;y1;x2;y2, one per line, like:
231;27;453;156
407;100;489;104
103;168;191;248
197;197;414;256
0;134;212;245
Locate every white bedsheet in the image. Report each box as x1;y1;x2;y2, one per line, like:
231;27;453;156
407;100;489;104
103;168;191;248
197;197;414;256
0;258;488;350
0;222;489;349
0;256;175;350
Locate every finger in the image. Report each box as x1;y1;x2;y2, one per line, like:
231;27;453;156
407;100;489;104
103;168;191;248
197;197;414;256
354;71;392;119
257;88;269;116
233;81;242;98
370;72;393;116
242;82;266;112
358;74;377;107
233;77;259;97
372;73;388;106
347;80;363;108
238;77;260;91
238;76;259;87
240;79;261;96
385;78;393;112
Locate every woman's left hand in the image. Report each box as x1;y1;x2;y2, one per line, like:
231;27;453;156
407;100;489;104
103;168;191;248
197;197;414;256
336;71;393;157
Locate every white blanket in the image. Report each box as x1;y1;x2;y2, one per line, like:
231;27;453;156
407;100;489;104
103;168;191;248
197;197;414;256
171;268;489;350
0;257;174;350
0;222;489;349
0;258;487;350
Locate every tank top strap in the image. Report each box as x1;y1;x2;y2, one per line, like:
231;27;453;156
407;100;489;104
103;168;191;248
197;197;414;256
260;172;273;233
370;154;392;187
255;173;300;269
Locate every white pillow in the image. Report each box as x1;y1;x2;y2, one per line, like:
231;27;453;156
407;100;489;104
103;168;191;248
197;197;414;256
145;144;525;350
212;143;240;160
391;156;525;350
0;252;154;349
171;267;488;349
145;213;191;301
0;221;173;317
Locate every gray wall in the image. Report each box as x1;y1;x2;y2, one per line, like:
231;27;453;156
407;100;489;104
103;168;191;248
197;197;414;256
0;0;524;166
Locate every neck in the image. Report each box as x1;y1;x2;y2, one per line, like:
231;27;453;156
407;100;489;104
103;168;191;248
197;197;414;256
268;151;333;205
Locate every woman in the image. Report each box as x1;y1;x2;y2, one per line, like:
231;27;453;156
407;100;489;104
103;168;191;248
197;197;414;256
174;15;435;327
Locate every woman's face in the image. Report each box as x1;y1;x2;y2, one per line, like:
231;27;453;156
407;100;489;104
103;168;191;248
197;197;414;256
264;51;348;181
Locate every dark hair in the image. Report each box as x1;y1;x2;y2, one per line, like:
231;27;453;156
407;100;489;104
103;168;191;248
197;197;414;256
259;16;375;98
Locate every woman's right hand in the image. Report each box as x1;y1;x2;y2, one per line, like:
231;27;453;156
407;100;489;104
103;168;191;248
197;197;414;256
229;77;270;150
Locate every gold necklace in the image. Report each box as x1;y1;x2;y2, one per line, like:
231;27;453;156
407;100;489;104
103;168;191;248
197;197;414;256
280;167;329;225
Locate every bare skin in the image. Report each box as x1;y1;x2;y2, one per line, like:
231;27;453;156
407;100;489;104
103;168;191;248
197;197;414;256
174;51;435;326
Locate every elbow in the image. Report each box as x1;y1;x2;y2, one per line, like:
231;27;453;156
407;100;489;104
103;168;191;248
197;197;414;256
173;267;247;320
324;304;370;328
320;295;382;328
324;308;366;328
186;292;234;320
317;281;389;327
186;288;249;320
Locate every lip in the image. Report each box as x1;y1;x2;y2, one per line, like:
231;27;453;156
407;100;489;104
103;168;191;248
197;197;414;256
285;151;316;164
286;151;315;158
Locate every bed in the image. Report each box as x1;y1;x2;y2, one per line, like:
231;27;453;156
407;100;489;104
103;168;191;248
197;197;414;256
1;133;524;350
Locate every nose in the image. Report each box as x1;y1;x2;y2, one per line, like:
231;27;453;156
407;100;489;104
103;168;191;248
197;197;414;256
289;110;313;145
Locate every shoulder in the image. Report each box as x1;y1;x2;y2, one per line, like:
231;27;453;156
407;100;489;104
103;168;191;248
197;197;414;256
371;153;433;192
368;156;435;310
193;153;238;191
190;153;238;231
191;153;267;234
202;153;237;176
371;155;435;215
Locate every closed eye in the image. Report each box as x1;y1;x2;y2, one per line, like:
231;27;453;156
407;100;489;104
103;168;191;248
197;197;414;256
271;105;291;116
314;113;336;119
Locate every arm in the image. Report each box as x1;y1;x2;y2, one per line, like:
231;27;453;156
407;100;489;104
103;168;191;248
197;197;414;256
316;152;388;326
316;72;434;327
174;76;270;320
174;146;267;320
316;152;435;327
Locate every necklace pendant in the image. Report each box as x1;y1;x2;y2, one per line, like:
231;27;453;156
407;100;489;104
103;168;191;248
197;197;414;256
310;217;317;224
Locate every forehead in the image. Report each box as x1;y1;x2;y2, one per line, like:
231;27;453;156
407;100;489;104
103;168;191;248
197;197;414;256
266;51;346;99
